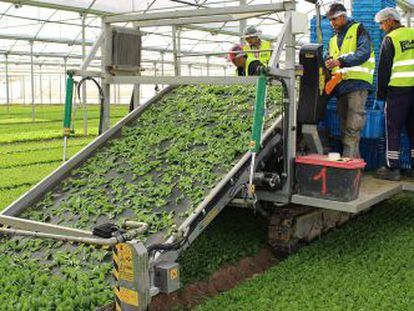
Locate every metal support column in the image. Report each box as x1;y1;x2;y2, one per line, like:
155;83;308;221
206;56;210;76
39;65;43;105
282;4;297;198
132;24;140;109
172;25;181;76
59;69;62;104
63;58;67;105
407;10;412;27
223;66;227;76
239;0;247;44
30;41;35;121
81;13;88;136
188;64;192;76
117;84;121;104
161;51;165;89
5;54;10;112
21;76;25;104
113;84;117;104
101;19;111;131
48;75;52;104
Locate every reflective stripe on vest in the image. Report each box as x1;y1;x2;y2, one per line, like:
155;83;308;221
328;23;375;85
387;27;414;87
243;40;272;66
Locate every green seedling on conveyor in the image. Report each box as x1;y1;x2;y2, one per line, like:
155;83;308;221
0;85;282;308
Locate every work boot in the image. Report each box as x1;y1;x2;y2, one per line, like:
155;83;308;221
375;166;401;181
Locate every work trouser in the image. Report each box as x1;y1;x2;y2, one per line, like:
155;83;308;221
337;90;368;158
385;89;414;169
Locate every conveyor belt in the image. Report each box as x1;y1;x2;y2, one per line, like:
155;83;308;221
1;84;284;260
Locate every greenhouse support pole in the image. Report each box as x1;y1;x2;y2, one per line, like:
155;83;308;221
188;64;192;76
132;23;140;109
63;57;67;105
161;51;165;89
30;41;35;121
101;19;111;131
112;85;115;104
117;84;121;104
239;0;246;44
5;54;10;112
59;69;62;104
206;56;210;76
81;13;88;136
172;25;181;76
49;75;52;104
21;76;25;104
39;65;43;105
408;10;412;27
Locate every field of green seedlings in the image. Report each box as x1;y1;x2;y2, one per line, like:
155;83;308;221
0;85;282;309
198;193;414;310
0;104;128;209
3;90;414;311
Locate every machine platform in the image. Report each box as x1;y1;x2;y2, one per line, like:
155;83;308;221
291;175;414;214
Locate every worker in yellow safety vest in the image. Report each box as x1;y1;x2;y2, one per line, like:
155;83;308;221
228;44;264;76
374;7;414;181
325;3;375;158
242;26;272;66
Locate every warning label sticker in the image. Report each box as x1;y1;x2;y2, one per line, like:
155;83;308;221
116;243;134;282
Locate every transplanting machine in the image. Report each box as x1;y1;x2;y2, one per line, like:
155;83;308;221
1;1;413;310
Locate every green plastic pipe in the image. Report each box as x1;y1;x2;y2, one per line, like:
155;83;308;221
249;74;267;153
63;73;74;136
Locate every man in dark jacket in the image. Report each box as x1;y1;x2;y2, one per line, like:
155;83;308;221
325;3;375;158
374;8;414;181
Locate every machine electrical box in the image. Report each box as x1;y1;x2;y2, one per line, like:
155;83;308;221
111;27;142;72
297;44;327;124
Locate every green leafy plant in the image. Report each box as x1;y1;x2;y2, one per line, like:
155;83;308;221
0;85;282;306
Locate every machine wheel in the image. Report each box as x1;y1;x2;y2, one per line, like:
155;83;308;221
268;205;351;256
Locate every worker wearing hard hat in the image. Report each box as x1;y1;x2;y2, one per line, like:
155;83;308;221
325;3;375;158
228;44;264;76
242;26;272;66
374;8;414;181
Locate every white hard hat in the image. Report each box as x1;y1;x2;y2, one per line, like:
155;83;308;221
375;7;401;23
242;25;262;38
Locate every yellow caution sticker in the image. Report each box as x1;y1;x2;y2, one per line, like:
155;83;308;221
116;243;134;282
170;268;179;280
115;287;139;307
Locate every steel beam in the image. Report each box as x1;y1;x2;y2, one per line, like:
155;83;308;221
119;12;267;28
111;75;260;85
183;24;277;42
2;0;111;16
104;3;291;24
